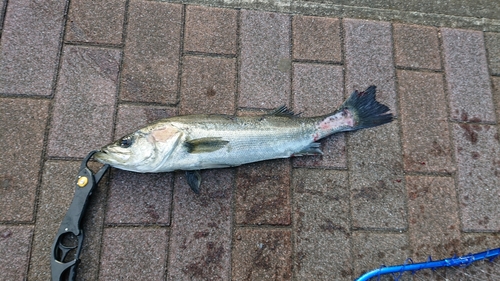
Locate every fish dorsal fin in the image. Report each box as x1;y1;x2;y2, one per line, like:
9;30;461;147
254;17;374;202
184;137;229;153
268;105;299;117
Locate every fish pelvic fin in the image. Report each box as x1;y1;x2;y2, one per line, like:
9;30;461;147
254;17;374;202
186;170;201;194
343;85;393;130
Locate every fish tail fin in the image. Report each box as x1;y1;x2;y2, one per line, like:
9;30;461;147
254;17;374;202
342;85;393;131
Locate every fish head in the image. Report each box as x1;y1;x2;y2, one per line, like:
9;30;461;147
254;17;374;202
94;124;182;172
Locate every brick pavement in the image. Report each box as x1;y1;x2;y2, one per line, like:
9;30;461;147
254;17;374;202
1;1;499;280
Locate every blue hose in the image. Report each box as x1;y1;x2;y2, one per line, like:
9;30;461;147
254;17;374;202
356;248;500;281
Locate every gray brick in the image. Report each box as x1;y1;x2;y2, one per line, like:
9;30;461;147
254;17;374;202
232;229;292;280
99;227;168;280
168;169;233;280
0;98;49;221
442;28;496;123
492;76;500;122
485;32;500;75
292;169;352;280
407;176;461;260
344;19;405;229
0;226;33;280
0;0;66;95
120;1;182;104
292;63;346;168
66;0;126;44
184;6;238;55
47;46;120;158
292;15;342;62
452;123;500;231
180;56;236;115
235;159;291;225
398;70;454;173
239;10;291;109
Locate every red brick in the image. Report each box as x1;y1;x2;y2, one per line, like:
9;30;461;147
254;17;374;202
168;169;233;280
235;159;291;225
239;10;291;109
292;16;341;62
442;28;496;123
106;170;173;224
406;176;461;260
0;0;66;95
292;63;346;168
47;46;120;158
452;123;500;231
0;98;49;222
398;70;454;173
292;169;351;279
114;104;177;139
184;6;238;55
0;226;33;280
393;23;441;70
232;229;292;280
66;0;126;44
120;1;182;104
99;227;168;280
180;56;236;115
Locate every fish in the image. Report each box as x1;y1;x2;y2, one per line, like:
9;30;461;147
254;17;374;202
94;86;393;193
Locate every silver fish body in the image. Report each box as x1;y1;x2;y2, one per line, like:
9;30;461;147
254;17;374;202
94;86;392;191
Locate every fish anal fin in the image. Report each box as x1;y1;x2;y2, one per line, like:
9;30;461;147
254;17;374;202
185;137;229;153
268;105;300;117
186;170;201;194
293;142;323;156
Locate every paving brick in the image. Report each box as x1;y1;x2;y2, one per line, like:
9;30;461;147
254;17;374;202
452;123;500;231
99;227;168;280
406;176;461;260
239;10;291;109
47;46;120;158
0;0;66;95
292;169;352;279
352;232;410;279
344;19;397;111
168;169;233;280
292;63;346;168
492;76;500;121
106;170;173;224
398;70;454;173
292;15;342;62
459;233;500;281
28;161;107;280
485;32;500;75
120;1;182;104
442;28;496;123
0;98;49;222
180;56;236;115
114;104;177;139
344;19;405;229
232;228;292;280
184;6;238;55
235;159;291;225
393;23;441;70
65;0;126;44
0;226;33;280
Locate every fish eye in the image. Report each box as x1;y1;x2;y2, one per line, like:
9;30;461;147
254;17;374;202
119;136;133;148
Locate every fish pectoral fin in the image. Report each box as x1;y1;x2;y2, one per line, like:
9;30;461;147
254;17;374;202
186;170;201;194
184;137;229;154
294;142;323;156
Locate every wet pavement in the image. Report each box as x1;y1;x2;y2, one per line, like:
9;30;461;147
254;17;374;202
1;0;499;280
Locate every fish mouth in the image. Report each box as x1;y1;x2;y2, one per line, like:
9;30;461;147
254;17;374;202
93;147;131;165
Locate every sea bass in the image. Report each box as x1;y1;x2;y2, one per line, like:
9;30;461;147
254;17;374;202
94;86;392;193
